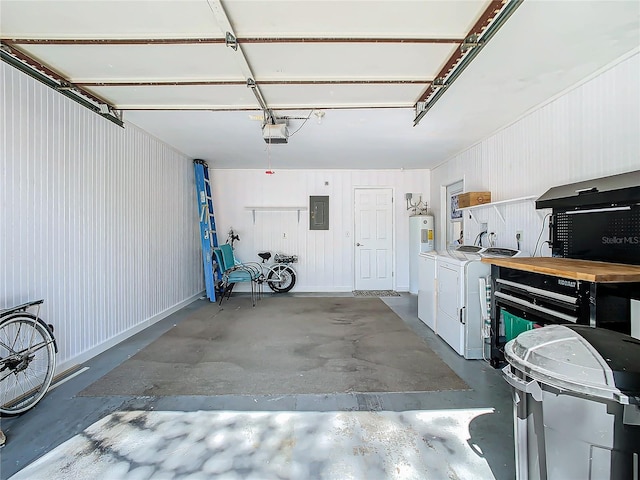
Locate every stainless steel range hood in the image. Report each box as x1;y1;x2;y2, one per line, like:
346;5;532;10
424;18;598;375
536;170;640;211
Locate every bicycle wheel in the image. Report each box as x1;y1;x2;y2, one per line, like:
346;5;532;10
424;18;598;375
0;314;56;415
266;265;296;293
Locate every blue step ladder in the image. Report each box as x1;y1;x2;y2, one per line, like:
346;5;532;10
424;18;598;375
194;159;220;302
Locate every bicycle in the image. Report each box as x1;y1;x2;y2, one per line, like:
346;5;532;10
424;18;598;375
256;251;298;293
225;228;298;294
0;300;57;415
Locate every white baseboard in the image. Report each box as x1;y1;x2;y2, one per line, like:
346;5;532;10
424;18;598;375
235;285;408;293
54;291;204;375
231;285;354;293
294;286;354;292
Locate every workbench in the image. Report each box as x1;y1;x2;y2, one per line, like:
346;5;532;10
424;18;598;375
481;257;640;367
482;257;640;283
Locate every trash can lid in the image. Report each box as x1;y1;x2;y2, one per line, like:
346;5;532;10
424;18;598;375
504;325;640;404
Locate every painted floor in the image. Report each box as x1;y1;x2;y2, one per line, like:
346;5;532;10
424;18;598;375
9;409;497;480
0;294;515;479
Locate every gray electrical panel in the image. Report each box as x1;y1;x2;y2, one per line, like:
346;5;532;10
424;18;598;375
310;196;329;230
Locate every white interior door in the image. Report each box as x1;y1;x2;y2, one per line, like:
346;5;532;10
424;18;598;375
354;188;393;290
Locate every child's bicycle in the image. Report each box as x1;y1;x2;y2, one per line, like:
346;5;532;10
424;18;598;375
0;300;57;415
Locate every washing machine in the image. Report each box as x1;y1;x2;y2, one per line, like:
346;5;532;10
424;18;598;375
418;245;482;334
435;246;488;359
436;246;521;359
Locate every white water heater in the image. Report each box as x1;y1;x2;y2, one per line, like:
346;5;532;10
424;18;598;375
409;215;434;294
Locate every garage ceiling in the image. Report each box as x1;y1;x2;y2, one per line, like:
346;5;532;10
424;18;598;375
1;1;639;170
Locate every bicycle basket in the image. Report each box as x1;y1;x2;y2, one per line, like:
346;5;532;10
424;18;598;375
274;254;298;263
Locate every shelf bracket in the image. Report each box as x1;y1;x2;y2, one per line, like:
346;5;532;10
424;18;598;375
493;205;506;224
534;201;549;220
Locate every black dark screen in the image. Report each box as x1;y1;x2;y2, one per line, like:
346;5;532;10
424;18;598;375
553;206;640;265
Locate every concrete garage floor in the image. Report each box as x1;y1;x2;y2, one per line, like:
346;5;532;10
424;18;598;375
0;294;515;479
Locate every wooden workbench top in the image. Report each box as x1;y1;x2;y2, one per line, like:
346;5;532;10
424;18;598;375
481;257;640;283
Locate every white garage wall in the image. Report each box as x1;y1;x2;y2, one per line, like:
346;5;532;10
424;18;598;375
210;169;430;292
430;52;640;254
0;63;203;373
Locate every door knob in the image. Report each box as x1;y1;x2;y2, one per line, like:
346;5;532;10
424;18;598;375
356;242;364;246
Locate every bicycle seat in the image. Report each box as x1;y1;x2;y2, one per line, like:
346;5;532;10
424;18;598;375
258;252;272;262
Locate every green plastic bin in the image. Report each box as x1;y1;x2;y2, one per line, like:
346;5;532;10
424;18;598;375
502;309;535;342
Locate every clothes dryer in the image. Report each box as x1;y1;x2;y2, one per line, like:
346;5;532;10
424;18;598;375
419;245;483;334
435;246;488;359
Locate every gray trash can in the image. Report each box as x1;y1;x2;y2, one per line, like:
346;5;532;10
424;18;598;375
502;324;640;480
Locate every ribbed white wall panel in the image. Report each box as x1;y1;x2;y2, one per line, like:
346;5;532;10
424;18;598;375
211;169;430;291
431;52;640;253
0;63;203;372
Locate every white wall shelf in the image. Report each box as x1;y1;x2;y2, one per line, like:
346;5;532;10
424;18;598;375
245;206;308;224
458;195;539;224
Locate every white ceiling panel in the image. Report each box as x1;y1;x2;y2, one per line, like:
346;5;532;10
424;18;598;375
258;84;426;109
0;1;222;39
90;84;425;110
89;85;255;109
123;108;434;170
17;44;241;82
418;0;640;156
243;43;458;80
1;0;638;169
224;0;492;38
